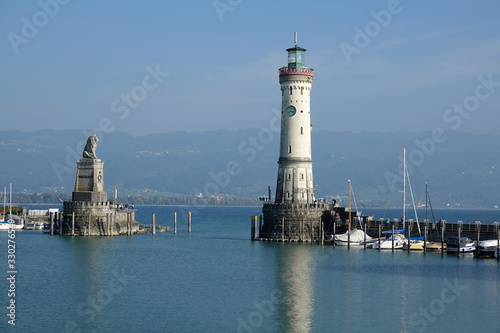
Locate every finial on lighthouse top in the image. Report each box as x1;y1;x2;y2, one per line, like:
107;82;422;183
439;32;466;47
294;32;297;47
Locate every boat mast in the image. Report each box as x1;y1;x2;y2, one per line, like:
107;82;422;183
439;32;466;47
406;163;421;235
403;148;406;225
3;187;5;221
348;179;351;233
425;182;428;222
9;183;12;220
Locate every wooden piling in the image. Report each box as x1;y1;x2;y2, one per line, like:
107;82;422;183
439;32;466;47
50;212;54;235
392;225;395;251
378;224;381;251
152;213;156;236
58;212;63;236
321;221;324;246
310;220;313;245
104;213;108;236
88;213;91;236
130;213;133;236
281;216;285;242
71;212;75;236
497;223;500;262
475;221;480;257
126;213;129;236
457;223;461;257
188;211;192;233
441;221;445;256
363;223;367;250
259;216;262;238
348;180;351;249
299;218;303;242
251;216;257;240
407;221;411;253
332;222;336;247
424;225;427;254
288;221;291;242
174;212;177;234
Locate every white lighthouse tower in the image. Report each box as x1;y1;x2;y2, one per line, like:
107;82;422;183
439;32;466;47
260;33;356;242
275;32;315;204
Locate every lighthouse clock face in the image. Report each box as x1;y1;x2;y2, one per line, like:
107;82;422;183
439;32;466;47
286;105;296;117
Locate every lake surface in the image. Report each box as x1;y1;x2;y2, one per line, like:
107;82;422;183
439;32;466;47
1;205;499;332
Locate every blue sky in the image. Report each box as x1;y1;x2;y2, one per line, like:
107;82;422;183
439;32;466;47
1;0;499;136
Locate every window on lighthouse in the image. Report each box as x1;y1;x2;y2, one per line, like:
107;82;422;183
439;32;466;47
289;87;292;95
288;145;291;153
301;87;304;95
301;127;303;135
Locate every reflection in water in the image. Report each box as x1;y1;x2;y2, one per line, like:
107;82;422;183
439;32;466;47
275;244;316;333
400;272;409;332
63;237;107;293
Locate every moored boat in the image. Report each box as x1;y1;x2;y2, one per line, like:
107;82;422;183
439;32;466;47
477;239;500;257
23;220;44;230
334;229;373;246
423;241;446;252
372;229;406;249
0;185;23;230
403;238;425;251
403;239;447;251
446;237;476;254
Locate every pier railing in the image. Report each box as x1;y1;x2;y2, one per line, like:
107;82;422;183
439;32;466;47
338;219;499;237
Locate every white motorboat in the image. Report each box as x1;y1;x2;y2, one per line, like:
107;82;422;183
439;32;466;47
0;221;11;230
0;219;24;230
446;237;476;254
478;239;500;257
372;230;407;249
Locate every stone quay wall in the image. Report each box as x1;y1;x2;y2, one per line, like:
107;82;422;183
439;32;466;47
261;203;358;241
62;201;139;236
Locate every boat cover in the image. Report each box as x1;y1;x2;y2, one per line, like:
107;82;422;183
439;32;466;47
335;229;373;242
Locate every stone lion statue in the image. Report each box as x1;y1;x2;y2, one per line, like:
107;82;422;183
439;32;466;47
83;134;99;159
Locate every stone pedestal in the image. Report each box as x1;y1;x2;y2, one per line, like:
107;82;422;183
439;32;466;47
72;158;107;202
62;158;139;236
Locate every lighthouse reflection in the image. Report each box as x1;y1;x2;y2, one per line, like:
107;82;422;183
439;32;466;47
275;244;325;333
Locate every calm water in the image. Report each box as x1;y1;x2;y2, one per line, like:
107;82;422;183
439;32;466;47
1;205;499;332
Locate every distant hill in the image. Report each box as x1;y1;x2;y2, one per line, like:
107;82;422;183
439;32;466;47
0;129;499;208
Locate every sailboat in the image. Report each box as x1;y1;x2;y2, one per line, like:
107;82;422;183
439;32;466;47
0;187;6;228
374;148;419;250
334;180;372;246
0;185;24;230
420;183;446;251
401;149;425;250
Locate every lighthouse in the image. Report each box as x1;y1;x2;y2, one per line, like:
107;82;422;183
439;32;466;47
275;32;315;204
260;33;356;242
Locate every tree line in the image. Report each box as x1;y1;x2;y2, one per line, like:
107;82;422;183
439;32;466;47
12;193;259;207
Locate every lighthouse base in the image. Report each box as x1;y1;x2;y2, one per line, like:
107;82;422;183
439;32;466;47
261;202;356;242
